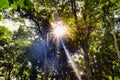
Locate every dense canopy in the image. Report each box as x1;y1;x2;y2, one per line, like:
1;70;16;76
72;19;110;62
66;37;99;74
0;0;120;80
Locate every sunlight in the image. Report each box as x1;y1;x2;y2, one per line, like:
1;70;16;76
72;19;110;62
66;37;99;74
53;26;67;37
0;19;20;31
51;21;67;37
61;40;82;80
24;19;32;26
0;19;32;31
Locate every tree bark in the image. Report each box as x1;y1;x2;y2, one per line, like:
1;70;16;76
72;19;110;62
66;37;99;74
108;17;120;59
104;0;120;60
81;40;91;80
82;0;91;79
7;69;12;80
71;0;79;30
71;0;91;79
111;25;120;59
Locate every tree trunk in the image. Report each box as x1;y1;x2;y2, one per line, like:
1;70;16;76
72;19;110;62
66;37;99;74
7;69;12;80
104;0;120;60
111;25;120;59
71;0;91;79
82;0;91;79
81;40;91;80
71;0;79;30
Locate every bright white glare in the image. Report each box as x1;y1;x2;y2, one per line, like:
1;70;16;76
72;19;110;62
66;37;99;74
0;19;20;31
12;78;16;80
28;61;32;66
53;27;67;37
52;21;67;37
114;14;119;18
25;19;31;26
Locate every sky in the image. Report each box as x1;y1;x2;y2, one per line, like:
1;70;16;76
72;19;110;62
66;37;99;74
0;19;31;31
0;19;20;31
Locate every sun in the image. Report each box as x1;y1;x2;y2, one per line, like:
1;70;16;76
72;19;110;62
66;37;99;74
53;26;67;37
51;21;67;38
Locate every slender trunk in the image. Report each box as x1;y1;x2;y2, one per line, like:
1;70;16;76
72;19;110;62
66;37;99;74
81;40;91;80
108;17;120;59
44;40;49;80
71;0;79;30
7;69;12;80
71;0;91;79
104;0;120;59
111;26;120;59
82;0;91;79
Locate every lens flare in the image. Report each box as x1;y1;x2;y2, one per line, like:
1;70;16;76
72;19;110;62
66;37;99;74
51;21;67;37
53;27;67;37
61;40;82;80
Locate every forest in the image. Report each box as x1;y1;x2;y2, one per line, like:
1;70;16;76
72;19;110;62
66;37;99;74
0;0;120;80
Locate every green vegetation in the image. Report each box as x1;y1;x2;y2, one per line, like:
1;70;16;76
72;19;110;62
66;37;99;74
0;0;120;80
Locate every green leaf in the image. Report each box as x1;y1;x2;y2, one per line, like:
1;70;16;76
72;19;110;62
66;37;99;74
17;0;24;8
10;3;17;10
0;0;9;9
